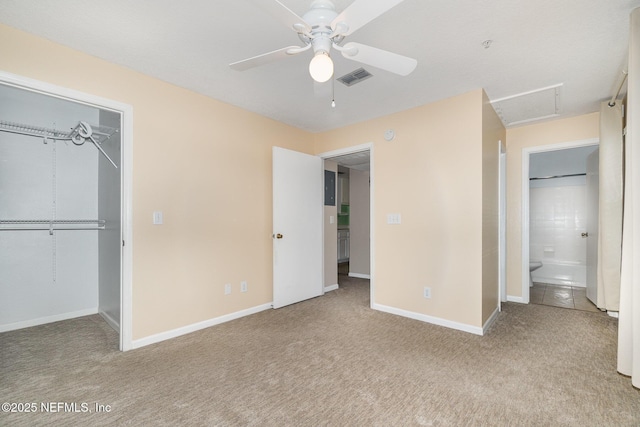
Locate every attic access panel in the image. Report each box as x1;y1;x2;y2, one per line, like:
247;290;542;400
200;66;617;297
491;84;562;126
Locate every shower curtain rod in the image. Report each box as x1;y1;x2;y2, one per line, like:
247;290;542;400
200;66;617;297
529;173;586;180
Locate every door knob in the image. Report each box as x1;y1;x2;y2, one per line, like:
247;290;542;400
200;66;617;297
273;233;283;239
581;232;589;237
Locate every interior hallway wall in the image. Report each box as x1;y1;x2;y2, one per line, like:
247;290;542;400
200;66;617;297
324;160;338;289
481;91;504;323
314;89;498;330
348;169;370;277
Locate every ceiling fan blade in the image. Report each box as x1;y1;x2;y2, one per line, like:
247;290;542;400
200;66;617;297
254;0;311;33
340;42;417;76
331;0;406;36
229;46;303;71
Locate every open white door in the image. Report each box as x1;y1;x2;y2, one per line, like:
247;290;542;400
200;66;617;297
272;147;323;308
586;148;599;304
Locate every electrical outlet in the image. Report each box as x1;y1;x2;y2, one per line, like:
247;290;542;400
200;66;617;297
241;281;248;292
224;283;231;295
423;287;431;299
386;213;402;224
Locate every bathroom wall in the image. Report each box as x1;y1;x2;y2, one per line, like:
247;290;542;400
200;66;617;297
529;183;587;286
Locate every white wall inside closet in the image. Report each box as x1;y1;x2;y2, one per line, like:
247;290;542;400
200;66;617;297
0;83;121;331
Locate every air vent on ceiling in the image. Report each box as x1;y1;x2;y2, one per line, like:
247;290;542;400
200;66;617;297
337;68;373;87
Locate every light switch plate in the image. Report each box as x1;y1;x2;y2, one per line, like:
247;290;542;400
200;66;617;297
153;211;163;225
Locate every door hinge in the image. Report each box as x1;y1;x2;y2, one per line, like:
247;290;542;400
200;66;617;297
122;240;125;247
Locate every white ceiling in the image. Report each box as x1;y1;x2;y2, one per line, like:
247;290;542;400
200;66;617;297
0;0;638;133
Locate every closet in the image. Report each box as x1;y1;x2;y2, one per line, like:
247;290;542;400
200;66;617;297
0;83;122;335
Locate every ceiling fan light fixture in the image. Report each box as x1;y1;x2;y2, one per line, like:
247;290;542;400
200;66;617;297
309;51;334;82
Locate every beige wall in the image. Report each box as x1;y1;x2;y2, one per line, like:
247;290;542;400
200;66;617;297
505;113;599;298
323;161;338;288
0;24;314;339
482;91;505;323
349;169;370;277
2;22;510;337
314;90;489;328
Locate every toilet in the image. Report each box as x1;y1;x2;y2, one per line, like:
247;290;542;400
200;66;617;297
529;260;543;287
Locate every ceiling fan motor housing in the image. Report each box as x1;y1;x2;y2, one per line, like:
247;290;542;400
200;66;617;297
303;0;338;49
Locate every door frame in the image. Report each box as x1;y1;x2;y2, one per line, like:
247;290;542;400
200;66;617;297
0;71;134;351
499;140;507;308
520;137;599;303
318;143;374;305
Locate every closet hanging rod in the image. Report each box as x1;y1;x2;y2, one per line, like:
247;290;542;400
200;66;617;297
0;226;106;231
0;120;72;139
0;220;106;233
0;120;115;139
0;127;72;141
529;173;586;180
0;125;114;141
0;120;119;169
0;219;105;224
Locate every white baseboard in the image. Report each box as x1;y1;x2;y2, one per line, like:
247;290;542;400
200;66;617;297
324;284;339;292
371;303;484;336
507;295;526;303
132;303;273;349
0;307;99;333
99;311;120;333
348;273;371;279
483;307;500;335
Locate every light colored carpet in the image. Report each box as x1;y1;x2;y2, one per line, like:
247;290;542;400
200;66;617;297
1;276;639;426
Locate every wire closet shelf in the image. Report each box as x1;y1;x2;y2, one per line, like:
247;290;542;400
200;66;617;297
0;220;106;234
0;119;119;168
0;119;117;233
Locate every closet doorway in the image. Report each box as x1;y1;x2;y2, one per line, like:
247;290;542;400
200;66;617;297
0;73;132;351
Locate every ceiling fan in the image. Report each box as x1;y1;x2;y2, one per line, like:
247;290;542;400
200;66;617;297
229;0;417;83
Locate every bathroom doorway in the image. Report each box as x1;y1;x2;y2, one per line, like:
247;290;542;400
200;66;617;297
522;139;599;311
